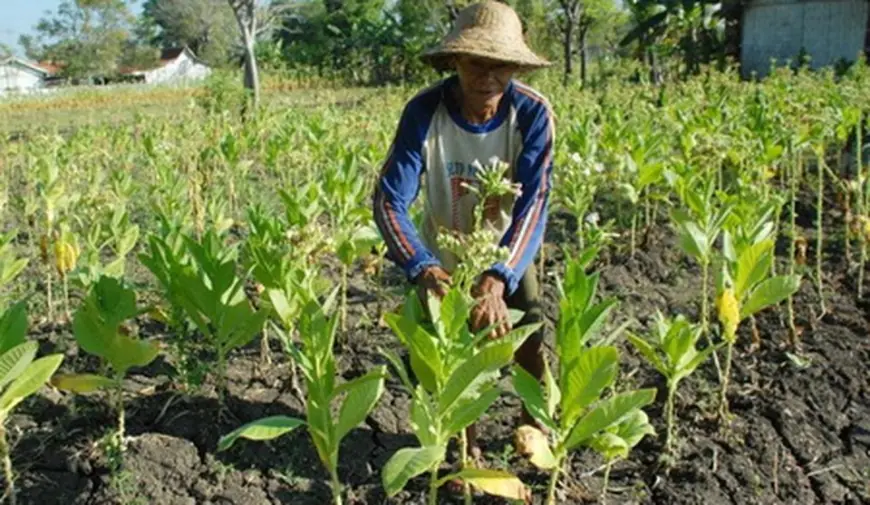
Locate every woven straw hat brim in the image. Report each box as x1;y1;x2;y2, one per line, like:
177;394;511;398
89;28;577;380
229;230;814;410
422;27;551;72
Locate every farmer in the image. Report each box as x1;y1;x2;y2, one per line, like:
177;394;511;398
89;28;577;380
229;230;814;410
373;1;554;456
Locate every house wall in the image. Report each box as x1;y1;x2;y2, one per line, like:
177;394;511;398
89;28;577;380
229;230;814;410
741;0;869;77
0;62;44;94
143;51;211;84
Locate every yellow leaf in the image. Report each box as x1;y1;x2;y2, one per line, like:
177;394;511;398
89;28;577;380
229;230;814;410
716;288;740;342
458;469;530;502
51;373;116;393
514;425;558;470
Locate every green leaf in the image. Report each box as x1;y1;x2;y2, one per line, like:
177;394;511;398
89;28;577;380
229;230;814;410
741;275;801;319
0;342;37;392
561;346;619;428
563;388;656;451
673;345;716;384
51;373;116;393
627;334;667;378
382;446;443;497
589;432;629;461
217;416;305;452
735;240;774;300
444;387;501;435
109;334;161;375
677;221;707;261
440;289;471;340
0;301;28;354
576;299;617;346
438;341;514;416
335;367;386;440
512;366;556;432
0;354;63;415
543;359;560;419
383;312;441;391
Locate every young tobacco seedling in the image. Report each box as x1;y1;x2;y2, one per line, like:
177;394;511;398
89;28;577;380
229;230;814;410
52;276;160;450
628;312;714;456
670;176;732;377
380;288;540;505
140;229;269;404
0;311;64;505
218;293;385;505
715;238;800;420
588;409;656;502
512;251;656;505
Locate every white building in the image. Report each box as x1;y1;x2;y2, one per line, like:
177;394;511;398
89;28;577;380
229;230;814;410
740;0;870;77
123;47;211;84
0;57;51;95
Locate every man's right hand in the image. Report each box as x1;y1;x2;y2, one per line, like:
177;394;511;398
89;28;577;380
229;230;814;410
415;266;451;302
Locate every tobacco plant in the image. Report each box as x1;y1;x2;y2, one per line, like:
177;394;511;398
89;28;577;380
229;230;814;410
670;175;732;376
0;311;64;505
380;288;540;505
52;277;160;452
140;229;268;403
628;312;713;456
218;293;385;505
715;238;800;419
512;252;656;505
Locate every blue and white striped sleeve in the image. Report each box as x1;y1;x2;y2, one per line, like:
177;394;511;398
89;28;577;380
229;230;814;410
373;95;441;282
487;89;555;294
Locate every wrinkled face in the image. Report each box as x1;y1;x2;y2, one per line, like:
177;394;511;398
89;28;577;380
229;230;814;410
454;55;518;102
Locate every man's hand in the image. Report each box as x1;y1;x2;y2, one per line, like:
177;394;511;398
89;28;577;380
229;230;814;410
471;273;511;339
415;266;452;302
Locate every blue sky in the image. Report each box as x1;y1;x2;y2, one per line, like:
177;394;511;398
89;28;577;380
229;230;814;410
1;0;142;56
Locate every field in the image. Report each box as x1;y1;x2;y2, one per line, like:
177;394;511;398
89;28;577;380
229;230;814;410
0;65;869;505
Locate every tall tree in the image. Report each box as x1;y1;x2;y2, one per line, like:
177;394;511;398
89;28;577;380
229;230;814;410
553;0;624;85
20;0;135;80
227;0;290;114
140;0;238;65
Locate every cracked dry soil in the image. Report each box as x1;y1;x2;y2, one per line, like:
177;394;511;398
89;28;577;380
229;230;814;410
6;219;870;505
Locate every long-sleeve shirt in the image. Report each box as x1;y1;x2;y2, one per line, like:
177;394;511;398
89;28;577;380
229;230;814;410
373;75;555;295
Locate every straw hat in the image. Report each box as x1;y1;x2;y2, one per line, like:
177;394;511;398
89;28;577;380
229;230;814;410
421;1;551;72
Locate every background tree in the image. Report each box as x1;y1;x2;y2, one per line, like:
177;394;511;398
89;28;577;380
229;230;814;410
140;0;238;65
227;0;292;113
20;0;136;81
620;0;726;80
0;44;13;58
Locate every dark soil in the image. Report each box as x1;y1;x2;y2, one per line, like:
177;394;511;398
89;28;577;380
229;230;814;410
7;212;870;505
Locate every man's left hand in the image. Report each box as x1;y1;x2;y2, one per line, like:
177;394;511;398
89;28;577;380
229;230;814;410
471;273;512;339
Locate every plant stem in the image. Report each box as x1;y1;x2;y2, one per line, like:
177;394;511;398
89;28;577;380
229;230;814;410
62;275;70;321
856;118;866;298
460;431;471;505
46;268;54;323
427;458;444;505
602;459;613;505
666;382;676;455
330;467;343;505
719;341;733;422
546;464;561;505
217;350;227;406
0;426;16;505
701;261;722;380
630;211;637;257
116;381;126;448
340;263;348;334
260;324;271;367
816;152;826;315
787;153;799;346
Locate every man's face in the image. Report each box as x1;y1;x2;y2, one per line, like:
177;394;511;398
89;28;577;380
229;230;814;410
455;55;517;102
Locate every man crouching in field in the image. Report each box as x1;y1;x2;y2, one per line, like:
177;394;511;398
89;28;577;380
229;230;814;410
372;0;555;464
